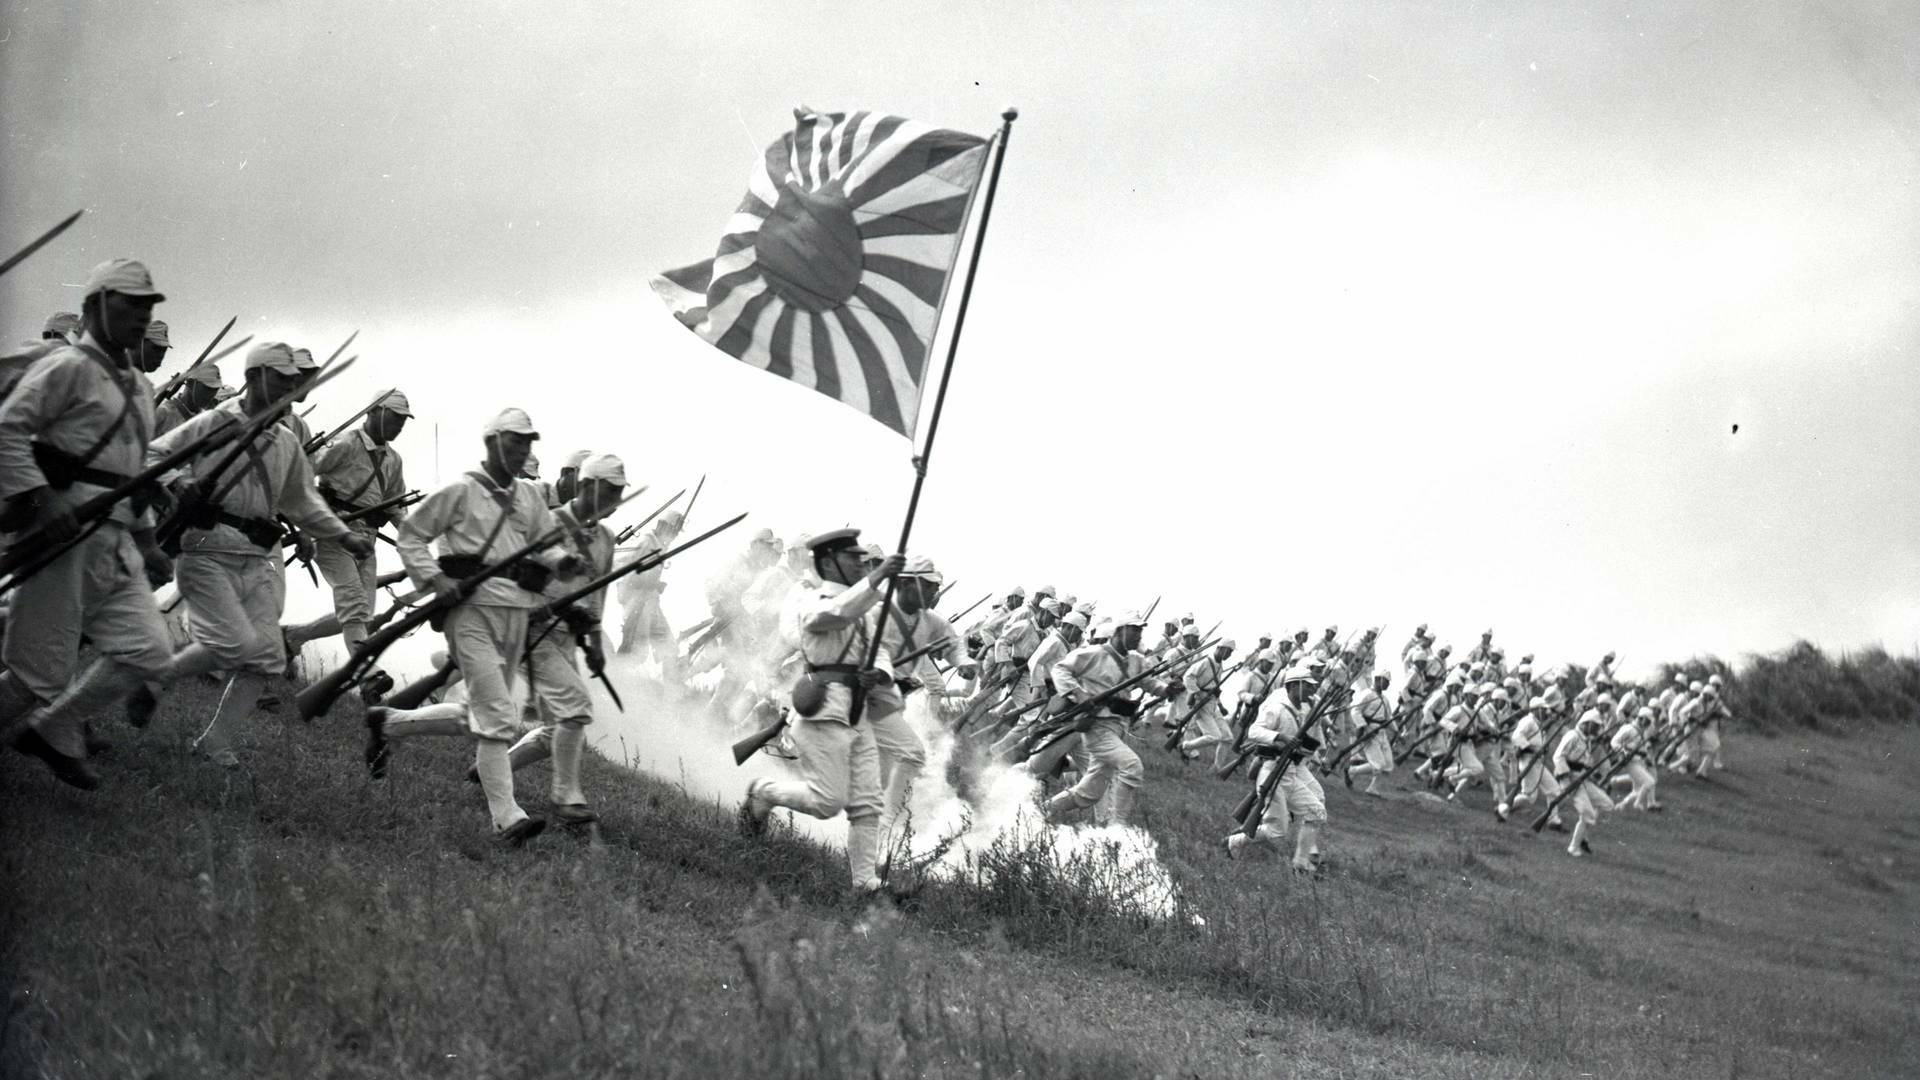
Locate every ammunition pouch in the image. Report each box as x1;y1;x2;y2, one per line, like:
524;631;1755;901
791;663;861;719
1107;696;1140;719
436;553;484;581
211;510;285;550
434;552;552;595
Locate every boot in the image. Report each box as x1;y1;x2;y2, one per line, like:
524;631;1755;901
847;815;883;894
548;720;587;809
1291;822;1321;874
474;740;531;835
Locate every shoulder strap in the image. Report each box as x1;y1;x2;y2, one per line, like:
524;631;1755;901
69;343;140;470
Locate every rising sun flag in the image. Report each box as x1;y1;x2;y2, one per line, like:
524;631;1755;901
652;108;991;437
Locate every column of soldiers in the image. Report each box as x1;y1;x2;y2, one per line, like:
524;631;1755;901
0;258;1742;883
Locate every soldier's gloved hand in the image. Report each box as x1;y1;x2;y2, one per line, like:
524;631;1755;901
956;662;978;679
429;573;462;602
582;635;607;676
865;552;906;588
291;531;318;563
338;533;374;560
133;529;173;588
856;667;890;690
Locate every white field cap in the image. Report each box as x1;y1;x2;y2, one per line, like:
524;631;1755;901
1062;611;1089;629
243;341;301;375
1282;665;1316;685
143;319;170;346
375;390;413;417
1219;638;1237;651
1008;584;1027;597
1032;583;1056;597
84;258;165;300
482;407;540;439
579;452;626;485
1114;609;1148;628
901;554;940;579
44;312;81;336
185;362;223;388
290;347;319;371
563;449;592;472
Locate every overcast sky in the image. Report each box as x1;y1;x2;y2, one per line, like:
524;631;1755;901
3;0;1915;678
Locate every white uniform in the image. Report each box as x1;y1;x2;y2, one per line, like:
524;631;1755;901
379;468;557;835
1553;725;1615;855
1346;685;1396;777
1043;641;1151;825
309;427;406;649
1229;692;1326;870
1608;720;1659;810
150;399;354;760
757;573;898;891
1508;710;1563;817
1177;652;1234;766
506;503;616;810
0;335;174;758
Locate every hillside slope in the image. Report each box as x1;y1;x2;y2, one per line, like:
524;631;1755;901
2;679;1915;1078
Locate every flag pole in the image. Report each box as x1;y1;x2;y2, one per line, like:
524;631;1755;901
850;106;1018;726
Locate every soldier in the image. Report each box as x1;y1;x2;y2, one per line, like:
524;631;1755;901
1506;695;1564;829
154;361;224;436
1177;638;1238;768
614;509;685;684
41;311;81;342
362;407;559;846
133;319;169;375
1444;686;1512;818
1468;629;1495;665
875;556;972;844
1607;706;1663;811
741;528;906;898
1553;707;1616;858
1038;610;1167;826
1308;625;1340;662
1341;669;1396;795
552;448;591;506
989;607;1083;761
492;452;627;825
145;342;371;766
983;587;1055;731
281;390;411;691
1225;665;1326;872
0;260;177;787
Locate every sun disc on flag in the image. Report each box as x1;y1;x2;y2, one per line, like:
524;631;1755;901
654;108;990;437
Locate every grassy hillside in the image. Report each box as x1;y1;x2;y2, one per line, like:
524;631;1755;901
3;676;1916;1078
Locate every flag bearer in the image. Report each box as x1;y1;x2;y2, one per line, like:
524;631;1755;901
741;528;906;897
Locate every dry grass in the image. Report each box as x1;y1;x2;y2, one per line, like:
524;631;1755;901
2;673;1916;1078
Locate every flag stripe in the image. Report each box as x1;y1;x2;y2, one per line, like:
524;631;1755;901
832;305;902;432
845;289;925;423
863;253;947;308
851;281;929;387
856;192;974;239
808;314;838;401
764;303;797;381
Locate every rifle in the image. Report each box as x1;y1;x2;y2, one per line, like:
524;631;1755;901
1530;747;1624;832
152;315;236;403
153;357;360;553
304;387;396;454
1019;637;1219;764
616;487;686;545
0;209;84;278
0;365;344;593
370;486;648;630
341;489;421;525
1163;654;1250;752
322;330;358;367
297;524;579;720
676;616;715;642
948;592;992;625
603;486;681;551
383;656;460;710
524;512;749;714
1231;687;1350;836
935;579;957;605
203;334;254;367
1217;670;1350;780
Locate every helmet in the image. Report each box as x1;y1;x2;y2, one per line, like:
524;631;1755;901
1689;681;1704;693
1596;693;1615;707
1491;688;1511;704
1528;696;1546;710
1708;673;1724;687
1636;707;1655;720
